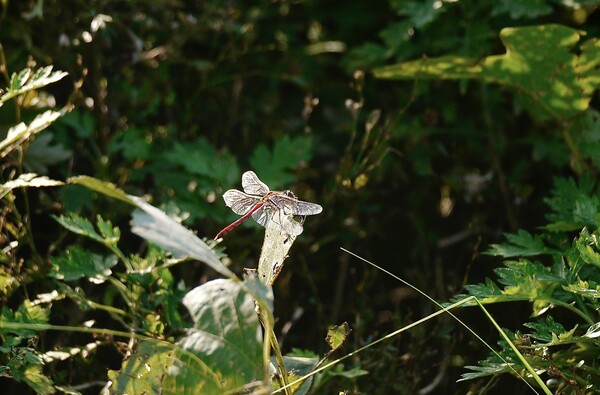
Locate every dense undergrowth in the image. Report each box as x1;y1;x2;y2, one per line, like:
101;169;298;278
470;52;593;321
1;1;600;394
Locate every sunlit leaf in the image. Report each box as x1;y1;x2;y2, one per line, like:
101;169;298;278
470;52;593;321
108;340;222;395
0;110;62;158
0;173;63;199
374;25;599;119
563;280;600;299
258;215;299;285
325;322;351;352
68;176;136;205
129;196;233;278
0;267;18;298
583;322;600;339
16;365;55;395
1;65;67;106
67;176;230;276
178;278;266;391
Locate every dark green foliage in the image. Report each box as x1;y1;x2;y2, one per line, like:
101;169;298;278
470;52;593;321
1;0;600;393
453;191;600;391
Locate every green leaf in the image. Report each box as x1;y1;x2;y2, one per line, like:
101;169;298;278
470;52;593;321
573;228;600;268
343;43;389;71
56;283;95;312
108;340;222;395
485;230;548;257
460;361;515;381
24;133;72;174
52;214;103;243
374;25;598;119
544;176;599;231
0;266;18;297
379;21;412;55
577;38;600;98
178;278;266;390
96;216;121;245
249;135;313;189
495;260;552;287
49;245;117;282
576;109;600;168
0;300;50;337
161;138;240;186
523;316;567;343
15;365;55;395
459;340;524;382
375;54;483;80
563;280;600;300
327;365;369;379
108;128;152;160
52;214;120;248
68;175;137;205
59;110;95;139
391;0;445;28
275;355;319;395
326;322;351;352
460;278;503;303
491;0;552;19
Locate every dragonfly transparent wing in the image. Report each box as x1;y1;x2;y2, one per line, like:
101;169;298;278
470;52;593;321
278;212;304;236
270;194;323;216
241;171;270;196
251;205;274;228
222;189;261;215
252;205;304;236
290;199;322;215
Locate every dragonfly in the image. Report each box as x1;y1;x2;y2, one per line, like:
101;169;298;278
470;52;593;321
215;171;322;240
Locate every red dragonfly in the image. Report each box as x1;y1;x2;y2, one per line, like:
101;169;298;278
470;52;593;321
215;171;322;240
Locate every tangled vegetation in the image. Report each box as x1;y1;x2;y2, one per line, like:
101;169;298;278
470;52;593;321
1;1;600;394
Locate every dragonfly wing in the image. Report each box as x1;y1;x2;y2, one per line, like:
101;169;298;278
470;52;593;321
272;209;304;236
293;200;323;216
271;195;323;216
251;205;273;228
242;171;270;196
283;215;304;236
251;204;305;236
223;189;260;215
